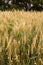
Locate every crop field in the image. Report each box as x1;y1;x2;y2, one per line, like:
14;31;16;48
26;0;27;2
0;10;43;65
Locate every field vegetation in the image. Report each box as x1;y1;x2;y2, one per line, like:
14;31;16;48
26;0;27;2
0;10;43;65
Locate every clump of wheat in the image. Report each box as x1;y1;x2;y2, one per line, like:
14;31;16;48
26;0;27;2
0;10;43;65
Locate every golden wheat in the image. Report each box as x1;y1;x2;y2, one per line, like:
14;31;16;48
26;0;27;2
0;10;43;65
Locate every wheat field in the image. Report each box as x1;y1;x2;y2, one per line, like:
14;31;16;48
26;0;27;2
0;10;43;65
